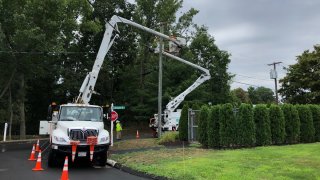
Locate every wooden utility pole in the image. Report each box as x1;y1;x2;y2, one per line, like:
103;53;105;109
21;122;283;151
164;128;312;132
268;62;282;104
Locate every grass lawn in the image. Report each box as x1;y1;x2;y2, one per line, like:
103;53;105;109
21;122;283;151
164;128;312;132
112;142;320;180
110;138;163;151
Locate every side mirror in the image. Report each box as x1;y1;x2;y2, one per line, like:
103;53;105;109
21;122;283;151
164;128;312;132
47;105;53;121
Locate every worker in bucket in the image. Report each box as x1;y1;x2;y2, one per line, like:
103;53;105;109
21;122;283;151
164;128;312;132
116;120;122;140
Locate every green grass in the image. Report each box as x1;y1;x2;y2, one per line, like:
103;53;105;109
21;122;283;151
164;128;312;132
112;143;320;180
158;131;179;144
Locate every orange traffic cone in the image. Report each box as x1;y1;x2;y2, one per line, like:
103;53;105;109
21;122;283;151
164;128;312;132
35;139;40;152
32;150;44;171
89;145;94;161
71;144;77;162
136;130;140;139
28;144;36;161
60;156;69;180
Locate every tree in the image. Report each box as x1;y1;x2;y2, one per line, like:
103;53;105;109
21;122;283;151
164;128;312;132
247;86;274;104
208;105;220;148
198;105;209;147
282;104;300;144
296;105;315;143
219;103;236;147
254;104;271;146
309;105;320;142
236;104;255;147
231;88;250;104
279;45;320;104
178;103;189;141
269;105;285;144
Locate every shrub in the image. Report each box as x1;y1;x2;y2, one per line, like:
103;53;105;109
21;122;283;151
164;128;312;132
219;103;236;147
178;104;189;141
198;106;210;147
309;105;320;142
269;105;285;145
254;104;271;146
282;104;300;144
237;104;255;147
296;105;315;143
208;105;220;148
158;131;179;144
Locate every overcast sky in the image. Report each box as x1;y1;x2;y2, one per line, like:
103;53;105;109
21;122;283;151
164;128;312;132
180;0;320;91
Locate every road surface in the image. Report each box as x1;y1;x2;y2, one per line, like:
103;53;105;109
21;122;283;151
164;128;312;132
0;141;148;180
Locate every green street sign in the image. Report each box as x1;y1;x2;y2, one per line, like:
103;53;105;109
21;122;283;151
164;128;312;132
113;105;125;110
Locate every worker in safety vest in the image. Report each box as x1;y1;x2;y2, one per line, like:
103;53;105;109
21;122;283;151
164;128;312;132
116;120;122;140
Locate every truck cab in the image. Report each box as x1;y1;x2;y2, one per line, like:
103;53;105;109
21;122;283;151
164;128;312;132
47;103;110;167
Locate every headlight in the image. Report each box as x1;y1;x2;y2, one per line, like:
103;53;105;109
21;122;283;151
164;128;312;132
100;136;109;142
54;136;67;142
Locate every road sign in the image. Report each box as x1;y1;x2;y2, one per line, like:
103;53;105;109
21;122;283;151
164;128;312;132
111;111;118;121
113;106;125;110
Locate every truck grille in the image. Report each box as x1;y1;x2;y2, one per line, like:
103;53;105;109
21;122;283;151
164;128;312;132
69;129;98;141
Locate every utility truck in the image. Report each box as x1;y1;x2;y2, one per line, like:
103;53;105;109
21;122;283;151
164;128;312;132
41;15;192;166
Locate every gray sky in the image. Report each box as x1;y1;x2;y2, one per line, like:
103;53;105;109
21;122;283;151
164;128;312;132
181;0;320;91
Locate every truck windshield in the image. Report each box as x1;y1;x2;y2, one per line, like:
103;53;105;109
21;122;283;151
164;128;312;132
59;106;102;122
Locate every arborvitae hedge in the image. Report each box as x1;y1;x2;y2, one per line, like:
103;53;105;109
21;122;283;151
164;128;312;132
219;103;236;147
269;105;285;145
178;104;189;141
236;104;255;147
282;104;300;144
309;105;320;142
296;105;315;143
208;105;220;148
198;106;209;147
254;104;271;146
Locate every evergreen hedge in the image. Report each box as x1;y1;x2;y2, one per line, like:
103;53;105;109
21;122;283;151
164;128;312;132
178;104;189;141
296;105;315;143
282;104;300;144
198;106;210;147
219;103;236;147
309;105;320;142
236;104;255;147
254;104;271;146
208;105;220;148
269;105;285;145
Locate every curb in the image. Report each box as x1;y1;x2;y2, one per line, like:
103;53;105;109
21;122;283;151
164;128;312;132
106;159;168;180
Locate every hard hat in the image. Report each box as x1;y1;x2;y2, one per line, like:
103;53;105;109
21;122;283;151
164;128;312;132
116;120;120;123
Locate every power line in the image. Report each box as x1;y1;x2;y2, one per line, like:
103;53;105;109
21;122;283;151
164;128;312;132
231;80;260;88
233;73;272;81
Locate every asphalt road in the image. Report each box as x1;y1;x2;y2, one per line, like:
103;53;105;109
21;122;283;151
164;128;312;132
0;141;148;180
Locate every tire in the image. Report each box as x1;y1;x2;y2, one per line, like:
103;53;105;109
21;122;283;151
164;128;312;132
96;151;107;167
48;149;58;167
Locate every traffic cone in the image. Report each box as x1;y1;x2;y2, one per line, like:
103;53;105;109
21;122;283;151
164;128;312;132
35;139;40;152
32;150;44;171
28;144;36;161
71;144;77;162
89;145;94;161
60;156;69;180
136;130;140;139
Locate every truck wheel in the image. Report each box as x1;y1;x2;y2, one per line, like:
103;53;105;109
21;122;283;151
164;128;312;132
96;152;107;167
48;149;58;167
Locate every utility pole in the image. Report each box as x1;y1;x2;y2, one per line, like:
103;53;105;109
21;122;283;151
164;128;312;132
268;62;282;104
157;23;164;138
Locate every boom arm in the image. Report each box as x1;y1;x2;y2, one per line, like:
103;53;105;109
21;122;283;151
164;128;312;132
162;51;211;116
76;15;185;104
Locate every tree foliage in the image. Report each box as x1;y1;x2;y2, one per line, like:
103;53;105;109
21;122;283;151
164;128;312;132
269;105;285;144
178;103;189;141
248;86;274;104
279;46;320;104
309;105;320;142
236;104;255;147
282;104;300;144
207;105;220;148
254;104;271;146
198;106;209;147
296;105;315;143
219;103;236;147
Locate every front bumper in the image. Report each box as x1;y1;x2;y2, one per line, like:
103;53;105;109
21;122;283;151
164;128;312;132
52;143;110;154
